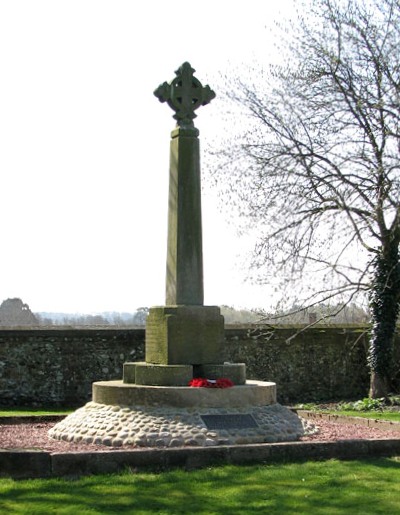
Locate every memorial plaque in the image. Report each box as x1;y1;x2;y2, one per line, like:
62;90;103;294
201;414;258;430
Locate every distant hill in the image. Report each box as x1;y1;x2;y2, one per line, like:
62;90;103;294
35;306;261;326
0;297;370;327
36;309;149;326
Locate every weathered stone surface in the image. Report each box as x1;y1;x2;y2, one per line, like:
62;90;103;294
154;65;216;307
154;62;215;129
196;363;246;385
123;362;146;384
145;306;224;365
133;363;193;386
49;401;303;448
165;127;204;306
0;450;51;479
0;326;393;407
224;326;373;403
0;328;145;407
92;380;276;408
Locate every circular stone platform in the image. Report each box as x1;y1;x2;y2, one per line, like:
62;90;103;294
48;402;303;447
49;381;304;447
92;379;276;408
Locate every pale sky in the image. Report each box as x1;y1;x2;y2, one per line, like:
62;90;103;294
0;0;294;314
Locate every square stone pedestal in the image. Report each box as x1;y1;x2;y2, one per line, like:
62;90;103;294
123;362;193;386
195;363;246;385
145;305;224;365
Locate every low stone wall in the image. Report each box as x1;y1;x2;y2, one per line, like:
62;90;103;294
0;328;145;407
224;326;375;404
0;325;398;407
4;439;400;479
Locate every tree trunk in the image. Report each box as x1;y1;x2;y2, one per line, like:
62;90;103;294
368;242;400;398
369;371;388;398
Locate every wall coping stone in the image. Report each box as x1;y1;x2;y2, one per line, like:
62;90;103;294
1;438;400;479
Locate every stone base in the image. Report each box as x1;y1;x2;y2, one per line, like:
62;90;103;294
145;305;224;365
195;363;246;385
93;380;275;407
123;362;247;386
123;363;193;386
49;380;304;448
49;401;304;448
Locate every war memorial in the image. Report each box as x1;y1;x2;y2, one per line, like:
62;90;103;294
49;63;303;448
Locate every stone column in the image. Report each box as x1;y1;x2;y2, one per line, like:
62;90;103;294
166;126;203;305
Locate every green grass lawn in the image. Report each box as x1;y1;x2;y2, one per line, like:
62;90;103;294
323;410;400;422
1;458;400;514
0;407;72;417
296;397;400;422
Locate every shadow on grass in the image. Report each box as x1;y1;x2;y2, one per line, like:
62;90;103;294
1;458;400;514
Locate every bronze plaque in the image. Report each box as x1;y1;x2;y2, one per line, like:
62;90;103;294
201;414;258;430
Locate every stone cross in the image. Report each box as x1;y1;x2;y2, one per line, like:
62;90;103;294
154;62;215;128
121;63;245;386
154;62;215;306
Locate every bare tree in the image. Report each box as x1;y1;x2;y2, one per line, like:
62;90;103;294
216;0;400;397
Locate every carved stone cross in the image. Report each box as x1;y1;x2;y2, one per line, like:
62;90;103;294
124;63;244;386
154;62;216;127
144;62;226;375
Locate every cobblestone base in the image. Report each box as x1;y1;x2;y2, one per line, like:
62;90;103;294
48;402;304;448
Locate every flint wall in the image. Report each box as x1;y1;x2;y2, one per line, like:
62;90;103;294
0;326;397;407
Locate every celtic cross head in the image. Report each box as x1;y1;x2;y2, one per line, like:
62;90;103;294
154;62;216;128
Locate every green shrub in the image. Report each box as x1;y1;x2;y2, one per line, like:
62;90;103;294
339;398;385;412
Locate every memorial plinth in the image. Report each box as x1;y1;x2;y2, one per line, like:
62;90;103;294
49;63;303;448
145;305;224;365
